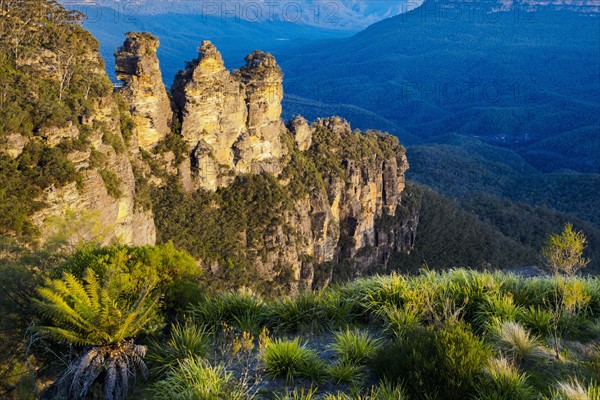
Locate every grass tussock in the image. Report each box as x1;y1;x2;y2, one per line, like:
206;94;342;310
331;328;382;366
263;338;326;382
552;377;600;400
491;320;547;364
147;322;211;377
476;356;536;400
17;268;600;399
148;357;247;400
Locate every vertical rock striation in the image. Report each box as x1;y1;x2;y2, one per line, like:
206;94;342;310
171;41;285;190
29;44;157;246
115;32;172;150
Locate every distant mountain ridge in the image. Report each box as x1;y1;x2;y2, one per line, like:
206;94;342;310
63;0;424;30
276;0;600;165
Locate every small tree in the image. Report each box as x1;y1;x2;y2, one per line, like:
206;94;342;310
33;268;159;400
541;223;590;359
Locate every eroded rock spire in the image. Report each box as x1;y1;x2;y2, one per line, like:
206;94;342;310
115;32;172;150
171;41;285;190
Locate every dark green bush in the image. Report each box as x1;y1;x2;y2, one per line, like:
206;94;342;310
373;323;492;400
0;141;81;237
98;168;123;198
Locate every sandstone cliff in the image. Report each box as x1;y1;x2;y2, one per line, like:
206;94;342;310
113;37;415;291
30;57;158;246
171;41;285;191
0;5;416;292
115;32;172;150
130;40;414;291
0;10;156;247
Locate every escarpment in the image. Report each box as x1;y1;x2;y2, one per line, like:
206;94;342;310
0;7;156;247
1;3;416;293
128;37;415;292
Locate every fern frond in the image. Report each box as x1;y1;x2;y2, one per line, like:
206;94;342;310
113;310;139;343
84;269;101;314
35;268;158;347
34;326;94;346
64;272;92;308
99;288;115;327
125;296;159;338
64;272;99;324
34;288;94;333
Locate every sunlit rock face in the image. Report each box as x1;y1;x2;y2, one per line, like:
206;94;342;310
115;32;172;150
22;35;158;247
171;41;285;191
111;34;418;290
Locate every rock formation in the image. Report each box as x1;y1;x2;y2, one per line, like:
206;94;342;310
171;41;285;190
115;32;172;150
288;116;313;151
2;9;416;292
284;117;412;289
119;38;414;290
31;48;157;246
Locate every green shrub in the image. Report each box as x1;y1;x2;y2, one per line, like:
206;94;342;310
518;306;554;336
435;322;493;397
147;322;211;377
475;357;537;400
98;168;123;198
263;338;325;382
58;242;201;309
372;329;438;397
264;292;327;334
190;290;265;334
379;304;422;339
327;360;364;383
475;294;522;332
149;357;247;400
373;323;491;400
318;289;361;328
365;273;411;314
501;276;555;308
444;269;500;324
331;328;381;366
374;380;409;400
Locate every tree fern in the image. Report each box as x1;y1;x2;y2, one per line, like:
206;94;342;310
34;268;158;346
33;268;158;399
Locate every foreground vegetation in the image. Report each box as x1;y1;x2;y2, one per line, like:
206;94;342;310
1;237;598;398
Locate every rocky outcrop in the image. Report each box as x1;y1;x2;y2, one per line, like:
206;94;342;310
12;30;158;247
235;50;285;174
31;90;157;247
288;116;313;151
288;118;411;288
120;38;416;291
171;41;285;190
0;133;29;158
4;9;415;292
115;32;172;150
